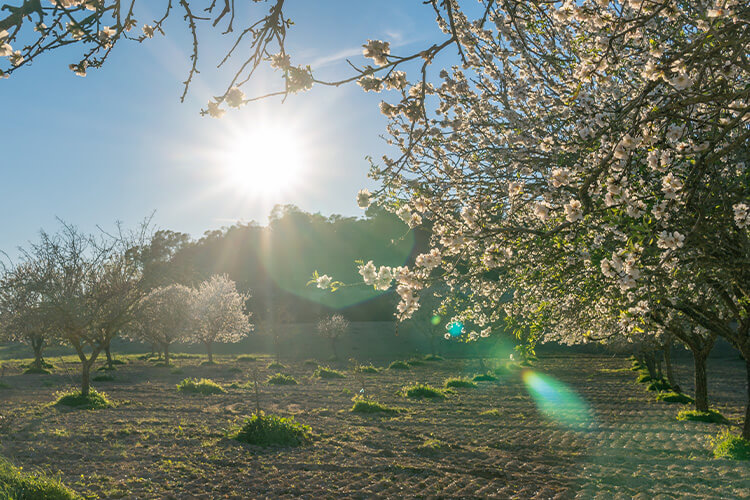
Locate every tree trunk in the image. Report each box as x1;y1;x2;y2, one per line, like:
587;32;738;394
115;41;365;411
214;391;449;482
206;342;213;363
643;352;657;380
330;339;338;360
81;360;91;397
31;337;44;370
691;348;709;412
663;342;680;393
163;343;170;366
744;357;750;441
104;340;114;370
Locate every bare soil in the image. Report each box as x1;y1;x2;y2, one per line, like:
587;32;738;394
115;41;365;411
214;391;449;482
0;354;747;499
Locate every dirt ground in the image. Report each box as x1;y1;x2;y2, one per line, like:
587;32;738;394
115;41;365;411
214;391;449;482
0;353;747;499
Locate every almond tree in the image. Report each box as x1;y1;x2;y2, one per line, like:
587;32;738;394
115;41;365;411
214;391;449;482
132;284;194;366
189;274;251;363
316;314;350;361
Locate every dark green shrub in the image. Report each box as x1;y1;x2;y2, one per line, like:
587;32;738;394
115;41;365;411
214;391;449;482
402;383;446;399
444;377;477;389
388;361;410;371
656;391;693;404
646;379;671;392
472;373;498;382
266;373;298;385
176;378;226;395
234;412;311;447
314;366;346;379
711;430;750;460
54;389;112;410
350;398;401;414
676;409;728;424
0;457;78;500
267;361;285;371
236;355;256;363
92;374;115;382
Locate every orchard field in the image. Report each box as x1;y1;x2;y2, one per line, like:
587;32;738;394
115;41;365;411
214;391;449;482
0;351;747;499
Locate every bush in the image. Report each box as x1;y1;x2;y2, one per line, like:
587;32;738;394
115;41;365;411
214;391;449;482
92;374;115;382
444;377;477;389
23;366;51;375
234;412;311;447
54;389;112;410
646;379;671;392
423;354;443;361
711;430;750;460
388;361;410;371
676;409;728;424
0;457;78;500
350;398;401;415
314;366;346;379
472;373;498;382
267;361;285;371
236;355;256;363
266;373;298;385
355;364;380;374
176;378;226;395
402;384;446;399
656;391;694;404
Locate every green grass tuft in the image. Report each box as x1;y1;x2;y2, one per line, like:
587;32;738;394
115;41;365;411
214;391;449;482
656;391;694;404
200;360;219;366
350;398;401;414
23;366;51;375
402;383;446;399
388;361;410;371
54;389;112;410
234;412;311;447
355;364;380;374
635;371;652;383
444;377;477;389
266;373;298;385
176;378;226;395
711;430;750;460
423;354;443;361
676;409;728;424
267;361;285;371
235;355;257;363
472;373;498;382
314;366;346;379
0;457;79;499
646;379;671;392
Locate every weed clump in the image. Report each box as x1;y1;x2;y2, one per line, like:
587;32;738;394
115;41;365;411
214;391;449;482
350;398;401;415
314;366;346;379
646;379;671;392
402;383;446;399
355;364;380;374
54;389;112;410
266;373;298;385
23;366;51;375
635;372;652;383
656;391;694;404
423;354;443;361
711;430;750;460
676;409;728;424
236;355;256;363
472;373;498;382
480;409;502;418
234;412;311;447
267;361;285;371
388;361;410;371
0;457;78;500
176;378;226;395
444;377;477;389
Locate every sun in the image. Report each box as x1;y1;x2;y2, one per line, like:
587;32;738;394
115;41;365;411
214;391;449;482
218;122;306;198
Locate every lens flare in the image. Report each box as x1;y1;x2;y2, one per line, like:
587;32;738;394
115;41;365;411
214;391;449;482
522;370;592;429
430;315;442;326
447;321;464;337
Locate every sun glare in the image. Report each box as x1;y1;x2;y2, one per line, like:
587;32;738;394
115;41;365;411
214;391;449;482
218;122;306;199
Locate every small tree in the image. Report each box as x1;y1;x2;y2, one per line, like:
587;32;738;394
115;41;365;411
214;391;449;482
317;314;349;361
133;284;194;366
190;275;251;363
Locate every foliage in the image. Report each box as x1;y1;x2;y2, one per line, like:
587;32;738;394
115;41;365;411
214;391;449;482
656;392;694;404
266;373;298;386
472;374;498;382
267;362;285;371
646;379;672;392
176;378;226;395
711;430;750;460
0;457;78;500
350;398;401;415
54;389;112;410
444;377;477;389
354;364;380;374
234;413;311;447
402;384;445;399
313;367;346;379
388;361;410;371
676;409;728;424
236;355;256;363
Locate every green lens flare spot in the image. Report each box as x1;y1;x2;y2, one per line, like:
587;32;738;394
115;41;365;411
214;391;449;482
522;370;592;429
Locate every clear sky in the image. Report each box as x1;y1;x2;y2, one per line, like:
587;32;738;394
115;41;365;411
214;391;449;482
0;1;442;260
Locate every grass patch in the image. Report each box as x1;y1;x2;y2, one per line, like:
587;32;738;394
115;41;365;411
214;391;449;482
423;354;443;361
676;409;728;424
635;371;652;383
646;379;671;392
711;430;750;460
402;383;446;399
303;359;319;368
480;409;502;417
54;389;112;410
92;374;115;382
314;366;346;379
630;360;643;371
267;361;285;371
656;391;694;404
176;378;226;395
444;377;477;389
599;367;632;374
234;412;311;447
266;373;298;385
472;373;498;382
0;457;79;499
354;364;380;374
200;360;219;366
406;359;426;367
23;366;51;375
235;355;256;363
350;398;401;415
388;361;410;371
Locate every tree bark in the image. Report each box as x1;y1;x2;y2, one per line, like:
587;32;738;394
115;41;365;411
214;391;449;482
663;342;680;392
163;343;170;366
81;361;91;397
104;340;114;370
206;342;213;363
330;338;338;360
691;348;709;412
31;337;44;370
643;352;657;380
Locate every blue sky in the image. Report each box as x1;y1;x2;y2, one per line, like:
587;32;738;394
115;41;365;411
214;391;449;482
0;1;443;259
